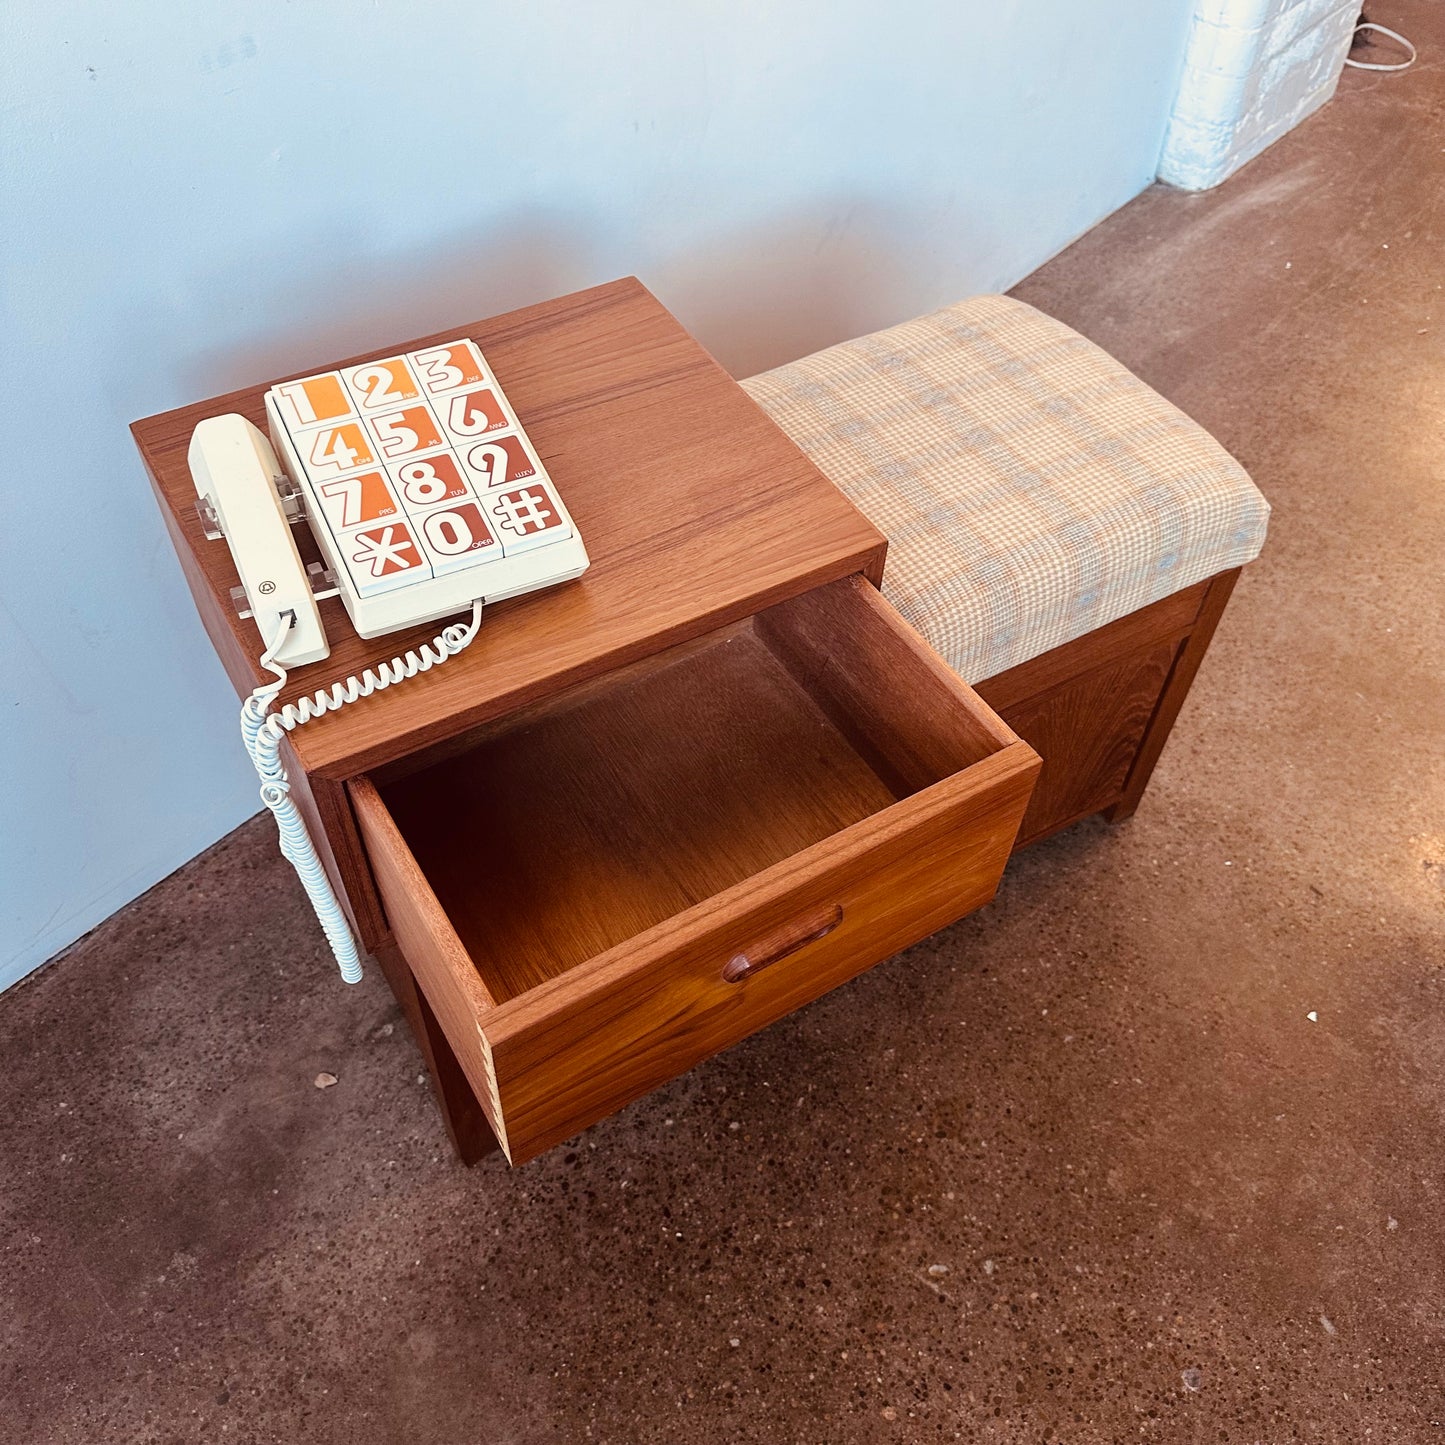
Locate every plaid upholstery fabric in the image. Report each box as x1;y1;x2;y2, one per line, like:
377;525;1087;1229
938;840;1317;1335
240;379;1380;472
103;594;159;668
741;295;1269;683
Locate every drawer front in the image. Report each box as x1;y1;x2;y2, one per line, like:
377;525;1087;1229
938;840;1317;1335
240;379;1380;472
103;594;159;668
477;741;1036;1162
353;742;1035;1164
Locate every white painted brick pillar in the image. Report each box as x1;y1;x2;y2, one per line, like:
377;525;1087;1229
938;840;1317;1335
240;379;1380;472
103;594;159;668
1158;0;1359;190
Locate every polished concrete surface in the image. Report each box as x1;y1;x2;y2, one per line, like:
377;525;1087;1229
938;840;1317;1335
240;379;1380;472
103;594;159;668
5;23;1443;1442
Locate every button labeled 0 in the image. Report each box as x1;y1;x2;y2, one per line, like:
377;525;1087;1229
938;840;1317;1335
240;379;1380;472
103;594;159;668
418;503;501;575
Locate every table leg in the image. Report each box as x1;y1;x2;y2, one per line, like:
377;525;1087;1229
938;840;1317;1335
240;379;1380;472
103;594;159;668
373;939;499;1165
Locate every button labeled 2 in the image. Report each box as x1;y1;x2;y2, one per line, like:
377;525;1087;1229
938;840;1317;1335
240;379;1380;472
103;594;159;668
343;358;421;412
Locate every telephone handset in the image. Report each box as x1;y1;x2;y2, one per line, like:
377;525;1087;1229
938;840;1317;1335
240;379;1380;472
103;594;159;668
188;415;331;665
188;338;590;982
190;336;589;666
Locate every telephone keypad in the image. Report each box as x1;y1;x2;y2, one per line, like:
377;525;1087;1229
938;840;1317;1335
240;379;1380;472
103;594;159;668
266;337;576;606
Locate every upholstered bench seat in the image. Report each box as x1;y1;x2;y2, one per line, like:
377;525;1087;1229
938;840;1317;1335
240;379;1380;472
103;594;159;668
742;295;1269;685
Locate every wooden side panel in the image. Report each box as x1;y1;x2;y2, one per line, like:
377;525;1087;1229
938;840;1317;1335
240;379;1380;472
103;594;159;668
997;640;1180;848
483;743;1039;1164
1107;569;1241;822
974;567;1245;846
350;777;508;1147
287;765;389;951
371;941;498;1165
973;581;1205;713
755;576;1015;794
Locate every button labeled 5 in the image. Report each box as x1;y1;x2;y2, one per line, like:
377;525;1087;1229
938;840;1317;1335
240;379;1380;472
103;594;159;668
367;404;444;459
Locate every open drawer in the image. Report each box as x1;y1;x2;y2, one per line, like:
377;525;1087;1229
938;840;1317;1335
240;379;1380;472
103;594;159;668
350;576;1039;1163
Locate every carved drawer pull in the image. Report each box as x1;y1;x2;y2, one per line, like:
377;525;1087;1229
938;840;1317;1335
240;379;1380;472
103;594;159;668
722;903;845;983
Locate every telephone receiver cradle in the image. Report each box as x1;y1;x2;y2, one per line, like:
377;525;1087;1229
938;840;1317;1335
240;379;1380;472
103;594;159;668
190;400;589;668
184;345;587;985
188;414;332;666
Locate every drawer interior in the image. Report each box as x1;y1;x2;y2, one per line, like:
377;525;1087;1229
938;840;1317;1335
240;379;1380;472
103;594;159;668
372;577;1009;1005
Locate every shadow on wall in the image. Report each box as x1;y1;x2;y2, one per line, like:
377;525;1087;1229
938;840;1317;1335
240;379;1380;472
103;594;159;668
658;200;985;378
158;206;597;403
146;198;987;402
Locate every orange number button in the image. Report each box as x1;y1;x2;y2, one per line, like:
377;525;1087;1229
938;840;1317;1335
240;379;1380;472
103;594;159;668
344;358;420;411
273;374;353;430
315;470;400;533
411;341;486;394
369;405;444;459
304;423;375;477
440;388;507;441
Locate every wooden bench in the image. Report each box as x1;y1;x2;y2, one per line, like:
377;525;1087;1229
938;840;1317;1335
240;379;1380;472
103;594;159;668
742;295;1269;846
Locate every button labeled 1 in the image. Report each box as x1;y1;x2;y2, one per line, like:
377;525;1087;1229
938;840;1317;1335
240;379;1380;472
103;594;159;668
271;373;353;431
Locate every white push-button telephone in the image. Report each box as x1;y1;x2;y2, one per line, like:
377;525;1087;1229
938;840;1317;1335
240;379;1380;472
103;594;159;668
188;338;589;982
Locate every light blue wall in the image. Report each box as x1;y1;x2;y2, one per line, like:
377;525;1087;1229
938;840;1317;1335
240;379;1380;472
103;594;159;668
0;1;1193;989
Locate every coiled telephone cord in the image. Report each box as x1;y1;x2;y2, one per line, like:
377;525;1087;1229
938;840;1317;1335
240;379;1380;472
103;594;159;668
240;601;484;983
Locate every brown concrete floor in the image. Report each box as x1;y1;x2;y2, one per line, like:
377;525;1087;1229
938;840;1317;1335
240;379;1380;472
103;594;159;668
5;22;1444;1444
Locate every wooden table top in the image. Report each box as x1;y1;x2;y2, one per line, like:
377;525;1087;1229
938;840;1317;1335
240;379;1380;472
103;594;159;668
133;277;887;780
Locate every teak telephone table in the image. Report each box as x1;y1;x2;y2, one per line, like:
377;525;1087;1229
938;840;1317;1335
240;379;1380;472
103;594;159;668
133;278;1041;1165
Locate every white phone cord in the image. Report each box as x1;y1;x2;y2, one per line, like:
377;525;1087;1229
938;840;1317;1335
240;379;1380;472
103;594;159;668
1344;22;1417;71
240;601;484;983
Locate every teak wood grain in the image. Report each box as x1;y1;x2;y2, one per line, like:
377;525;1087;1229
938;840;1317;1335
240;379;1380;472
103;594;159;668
351;577;1039;1163
132;277;887;781
379;625;901;1003
974;567;1244;845
1106;568;1241;822
371;940;498;1164
357;565;1246;1162
375;578;1018;1004
998;638;1180;847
